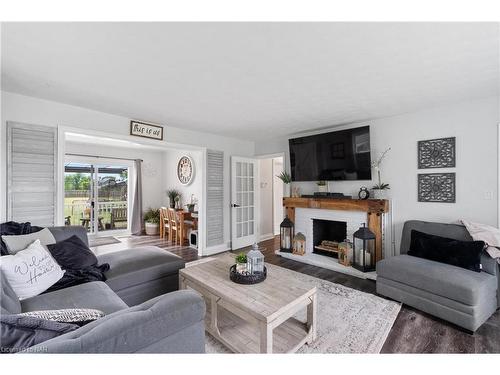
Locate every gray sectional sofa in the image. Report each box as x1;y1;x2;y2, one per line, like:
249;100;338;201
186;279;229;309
377;220;499;332
1;226;206;353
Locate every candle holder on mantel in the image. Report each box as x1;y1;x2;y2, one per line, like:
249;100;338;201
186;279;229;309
280;216;294;253
352;223;376;272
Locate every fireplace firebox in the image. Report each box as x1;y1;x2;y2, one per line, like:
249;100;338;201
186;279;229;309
312;219;347;258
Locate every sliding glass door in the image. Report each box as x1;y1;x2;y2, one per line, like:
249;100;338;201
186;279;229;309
64;158;130;235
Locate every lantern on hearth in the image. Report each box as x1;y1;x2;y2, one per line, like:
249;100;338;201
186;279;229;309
280;216;294;253
352;223;376;272
292;232;306;256
247;243;265;274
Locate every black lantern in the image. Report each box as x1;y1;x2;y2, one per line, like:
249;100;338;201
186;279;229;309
280;216;294;253
352;223;376;272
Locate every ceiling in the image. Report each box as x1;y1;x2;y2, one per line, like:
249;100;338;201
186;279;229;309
2;22;499;141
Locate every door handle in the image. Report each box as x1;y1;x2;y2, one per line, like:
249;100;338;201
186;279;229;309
231;203;240;208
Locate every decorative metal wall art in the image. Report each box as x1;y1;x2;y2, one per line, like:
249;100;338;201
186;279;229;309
418;137;455;169
418;173;456;203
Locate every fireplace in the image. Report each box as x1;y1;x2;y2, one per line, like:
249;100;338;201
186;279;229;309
312;219;347;258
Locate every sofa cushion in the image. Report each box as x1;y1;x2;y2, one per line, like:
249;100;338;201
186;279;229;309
0;240;65;300
408;230;485;272
48;226;89;247
97;247;185;293
1;228;56;254
377;254;497;306
1;314;78;353
1;270;22;314
47;235;99;269
21;281;128;314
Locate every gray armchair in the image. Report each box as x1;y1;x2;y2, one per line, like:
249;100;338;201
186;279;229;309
377;220;499;332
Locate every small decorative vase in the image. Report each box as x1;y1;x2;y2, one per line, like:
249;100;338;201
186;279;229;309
145;222;159;235
284;184;291;198
236;263;248;274
372;189;387;200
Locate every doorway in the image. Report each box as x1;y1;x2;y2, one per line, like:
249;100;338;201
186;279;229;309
64;157;132;235
258;155;284;241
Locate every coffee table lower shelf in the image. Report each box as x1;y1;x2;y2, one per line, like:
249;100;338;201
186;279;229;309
205;304;311;354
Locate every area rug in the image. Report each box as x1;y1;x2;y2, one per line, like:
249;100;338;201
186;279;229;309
89;236;121;247
204;268;401;354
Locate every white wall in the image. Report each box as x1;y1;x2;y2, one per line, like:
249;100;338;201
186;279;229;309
272;157;284;235
255;96;500;253
1;91;255;253
163;148;203;210
258;158;274;239
65;141;166;211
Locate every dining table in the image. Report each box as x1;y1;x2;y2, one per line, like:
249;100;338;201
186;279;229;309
176;210;198;245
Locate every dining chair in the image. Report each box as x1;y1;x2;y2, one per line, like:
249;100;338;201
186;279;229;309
167;208;180;245
159;207;170;240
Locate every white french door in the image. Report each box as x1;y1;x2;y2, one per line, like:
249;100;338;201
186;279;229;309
231;157;259;249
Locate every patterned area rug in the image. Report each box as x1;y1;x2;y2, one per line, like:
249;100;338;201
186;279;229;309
89;236;121;247
204;269;401;354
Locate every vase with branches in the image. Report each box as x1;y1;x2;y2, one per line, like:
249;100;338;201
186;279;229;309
371;147;391;198
277;171;292;197
166;189;181;208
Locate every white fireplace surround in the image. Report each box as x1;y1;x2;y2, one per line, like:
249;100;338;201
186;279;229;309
296;208;367;254
277;207;386;280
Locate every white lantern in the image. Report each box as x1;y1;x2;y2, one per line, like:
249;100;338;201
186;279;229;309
247;243;265;274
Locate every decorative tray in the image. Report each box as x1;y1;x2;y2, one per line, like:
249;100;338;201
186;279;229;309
229;264;267;285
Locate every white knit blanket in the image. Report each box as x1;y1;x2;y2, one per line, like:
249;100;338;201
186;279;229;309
461;219;500;264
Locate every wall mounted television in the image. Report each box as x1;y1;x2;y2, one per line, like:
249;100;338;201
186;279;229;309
289;126;372;182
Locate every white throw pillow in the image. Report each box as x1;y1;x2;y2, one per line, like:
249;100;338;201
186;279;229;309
2;228;56;254
0;240;65;300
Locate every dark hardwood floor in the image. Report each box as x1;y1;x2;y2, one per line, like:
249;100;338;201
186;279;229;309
92;234;500;353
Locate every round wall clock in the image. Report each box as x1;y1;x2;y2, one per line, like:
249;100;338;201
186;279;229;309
177;156;194;185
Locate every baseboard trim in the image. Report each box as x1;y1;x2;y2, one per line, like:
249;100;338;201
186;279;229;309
259;233;275;242
202;242;231;256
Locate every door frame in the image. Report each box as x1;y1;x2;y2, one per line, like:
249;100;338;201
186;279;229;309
230;156;260;250
255;152;286;238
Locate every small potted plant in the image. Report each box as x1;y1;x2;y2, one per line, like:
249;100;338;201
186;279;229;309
316;180;327;193
166;189;180;208
186;194;197;213
371;147;391;199
277;171;292;197
144;208;160;235
174;195;181;209
235;252;248;274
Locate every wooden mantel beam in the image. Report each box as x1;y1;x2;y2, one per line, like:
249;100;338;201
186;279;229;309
282;197;388;214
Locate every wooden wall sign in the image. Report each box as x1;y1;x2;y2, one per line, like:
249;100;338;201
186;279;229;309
130;120;164;140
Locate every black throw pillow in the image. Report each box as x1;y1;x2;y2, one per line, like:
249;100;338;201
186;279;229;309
0;314;78;353
47;234;98;269
44;235;110;293
408;230;485;272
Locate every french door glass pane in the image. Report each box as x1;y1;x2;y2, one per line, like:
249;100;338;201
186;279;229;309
64;163;94;233
97;165;128;232
234;161;255;239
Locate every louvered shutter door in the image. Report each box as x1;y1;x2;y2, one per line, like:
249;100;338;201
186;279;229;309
7;122;58;227
206;150;224;247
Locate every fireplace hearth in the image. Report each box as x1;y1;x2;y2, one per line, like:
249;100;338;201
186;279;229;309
312;219;347;258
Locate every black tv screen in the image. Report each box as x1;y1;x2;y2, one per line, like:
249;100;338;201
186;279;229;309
289;126;372;181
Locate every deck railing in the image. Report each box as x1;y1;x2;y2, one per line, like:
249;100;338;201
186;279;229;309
64;201;127;229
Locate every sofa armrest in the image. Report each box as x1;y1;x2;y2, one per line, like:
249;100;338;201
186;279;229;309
481;251;498;276
25;290;206;353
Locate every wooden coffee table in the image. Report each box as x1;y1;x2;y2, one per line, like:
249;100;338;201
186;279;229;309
179;254;317;353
